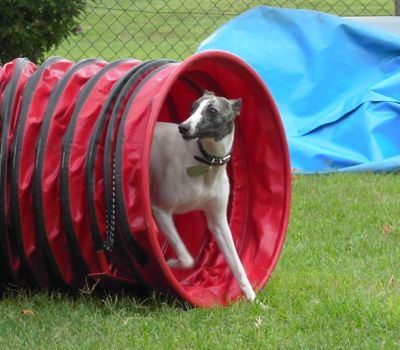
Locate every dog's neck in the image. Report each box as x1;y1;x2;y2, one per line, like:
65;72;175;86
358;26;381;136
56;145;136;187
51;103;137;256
198;125;235;159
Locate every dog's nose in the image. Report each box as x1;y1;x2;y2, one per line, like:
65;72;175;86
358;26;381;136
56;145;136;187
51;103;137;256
178;124;189;134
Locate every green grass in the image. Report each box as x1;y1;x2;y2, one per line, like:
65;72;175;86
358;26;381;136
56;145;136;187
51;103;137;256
1;173;399;349
48;0;396;62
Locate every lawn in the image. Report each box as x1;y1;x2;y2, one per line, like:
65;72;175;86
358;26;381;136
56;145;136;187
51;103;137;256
48;0;396;62
1;174;399;349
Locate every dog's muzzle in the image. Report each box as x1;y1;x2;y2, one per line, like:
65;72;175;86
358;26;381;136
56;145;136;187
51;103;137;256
178;123;196;140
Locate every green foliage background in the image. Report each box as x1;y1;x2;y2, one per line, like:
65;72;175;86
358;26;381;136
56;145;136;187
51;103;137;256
0;0;86;64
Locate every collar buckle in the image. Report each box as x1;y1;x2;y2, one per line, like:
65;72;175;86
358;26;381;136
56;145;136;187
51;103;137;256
193;139;232;167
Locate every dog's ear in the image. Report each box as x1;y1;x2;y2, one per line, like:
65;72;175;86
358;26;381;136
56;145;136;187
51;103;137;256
203;90;215;96
230;98;242;117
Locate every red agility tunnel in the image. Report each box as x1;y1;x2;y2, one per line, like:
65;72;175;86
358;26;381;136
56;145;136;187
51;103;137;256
1;58;37;283
0;51;290;307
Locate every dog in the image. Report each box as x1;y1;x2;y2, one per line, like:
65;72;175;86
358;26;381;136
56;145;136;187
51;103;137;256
150;90;255;301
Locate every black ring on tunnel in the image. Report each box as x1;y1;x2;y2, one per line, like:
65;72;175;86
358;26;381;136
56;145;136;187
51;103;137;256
103;60;169;258
86;63;143;251
85;61;157;286
0;58;30;283
112;59;175;269
9;56;63;287
33;59;102;289
60;60;133;279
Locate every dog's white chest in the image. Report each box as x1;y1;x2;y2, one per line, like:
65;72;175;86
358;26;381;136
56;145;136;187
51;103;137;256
150;122;230;213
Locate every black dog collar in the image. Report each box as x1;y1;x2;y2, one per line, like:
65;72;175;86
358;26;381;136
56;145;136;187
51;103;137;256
194;139;232;166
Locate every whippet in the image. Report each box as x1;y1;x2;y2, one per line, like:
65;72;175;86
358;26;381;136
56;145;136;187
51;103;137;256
150;90;255;301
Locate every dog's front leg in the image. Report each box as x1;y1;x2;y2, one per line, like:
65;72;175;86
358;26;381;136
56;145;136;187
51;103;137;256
152;205;195;269
205;202;256;301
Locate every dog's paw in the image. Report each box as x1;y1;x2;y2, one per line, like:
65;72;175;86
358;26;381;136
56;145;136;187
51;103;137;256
246;290;256;302
167;256;194;269
243;287;256;302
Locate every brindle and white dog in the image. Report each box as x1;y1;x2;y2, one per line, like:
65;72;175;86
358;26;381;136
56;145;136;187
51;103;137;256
150;90;255;301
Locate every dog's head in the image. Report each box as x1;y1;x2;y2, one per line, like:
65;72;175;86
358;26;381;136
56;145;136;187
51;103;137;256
178;90;241;141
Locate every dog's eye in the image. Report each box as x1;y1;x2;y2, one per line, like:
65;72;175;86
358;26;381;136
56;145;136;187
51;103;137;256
208;107;218;116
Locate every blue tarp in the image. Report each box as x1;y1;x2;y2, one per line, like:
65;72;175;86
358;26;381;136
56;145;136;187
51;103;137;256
197;7;400;173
